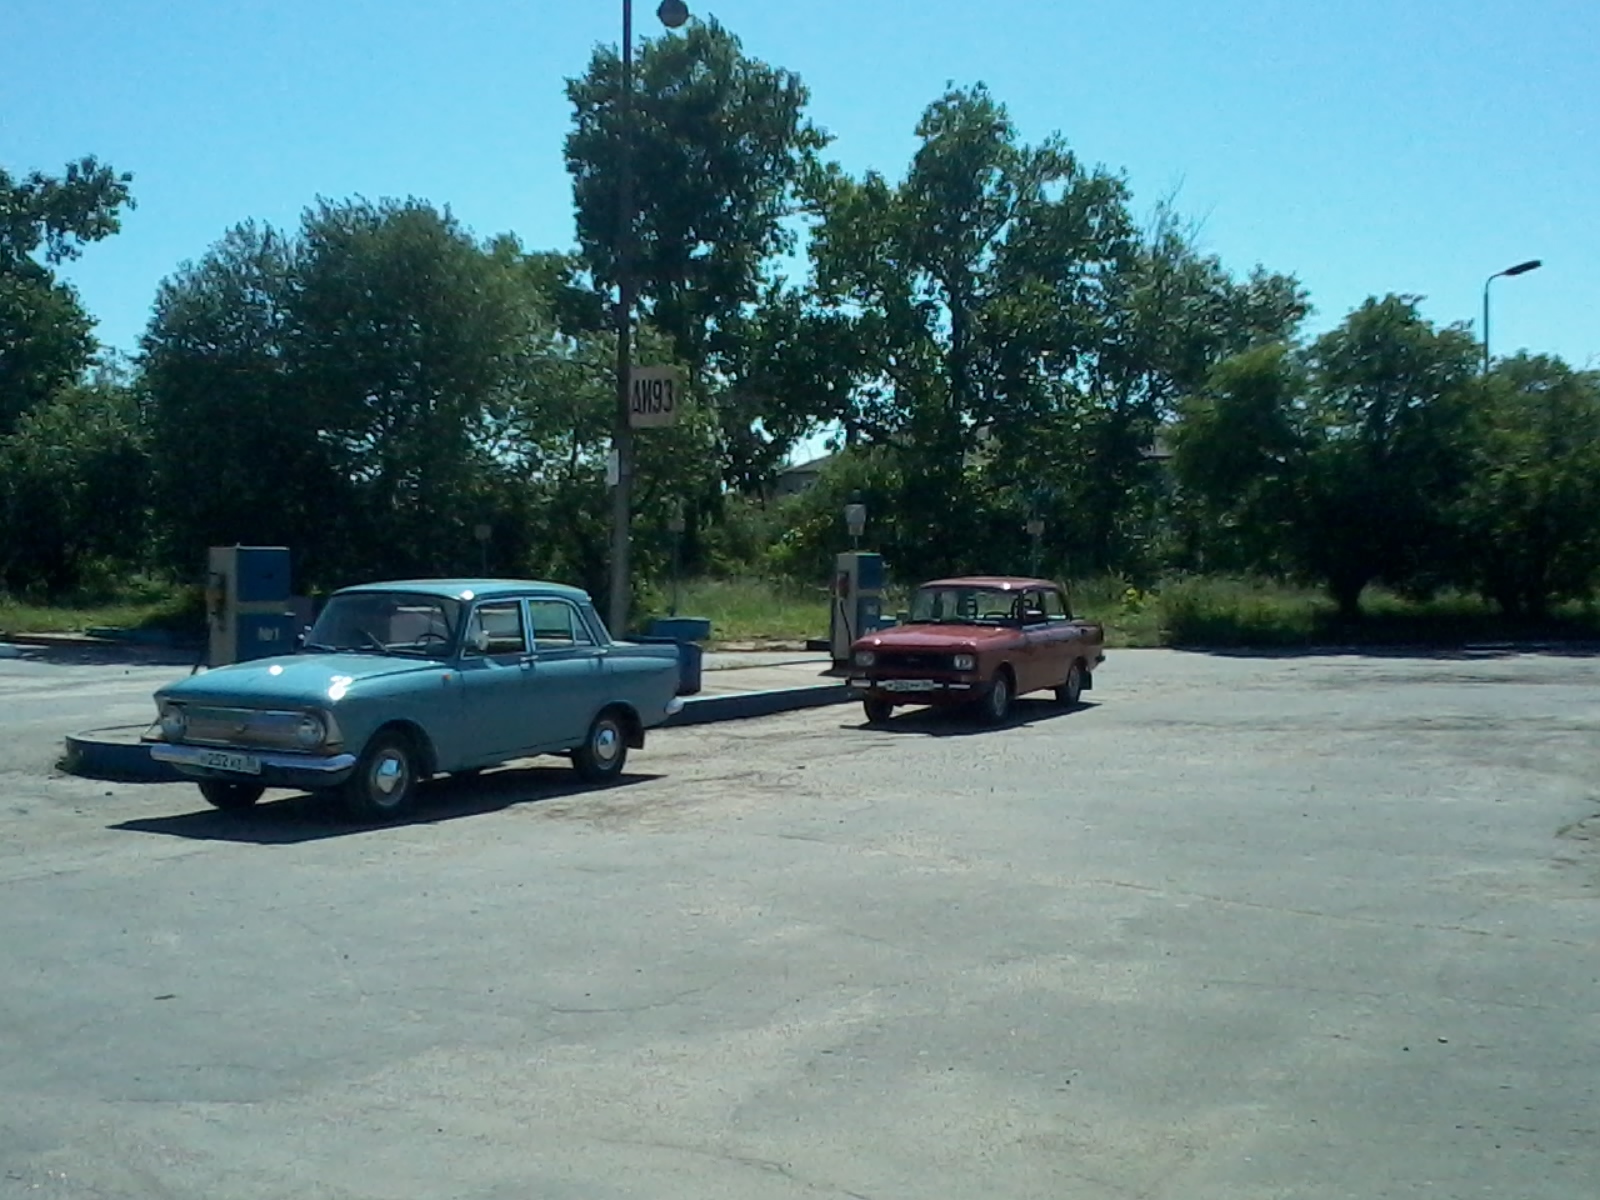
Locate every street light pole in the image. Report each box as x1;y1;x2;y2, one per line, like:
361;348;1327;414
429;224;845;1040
606;0;639;636
606;0;690;636
1481;259;1542;374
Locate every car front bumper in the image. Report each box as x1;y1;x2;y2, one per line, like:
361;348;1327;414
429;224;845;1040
149;742;359;789
848;677;979;702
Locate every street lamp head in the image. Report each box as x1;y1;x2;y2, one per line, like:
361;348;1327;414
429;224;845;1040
1503;259;1542;277
656;0;690;28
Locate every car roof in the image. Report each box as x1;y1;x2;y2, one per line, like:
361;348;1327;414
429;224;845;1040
917;575;1063;592
333;578;593;604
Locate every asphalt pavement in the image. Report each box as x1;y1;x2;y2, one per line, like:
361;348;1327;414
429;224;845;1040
2;647;1597;1199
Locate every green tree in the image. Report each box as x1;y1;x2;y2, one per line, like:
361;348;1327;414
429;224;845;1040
802;84;1306;580
0;156;134;434
287;199;535;581
804;84;1133;575
565;17;829;490
142;222;339;581
1174;296;1480;616
1171;342;1306;574
0;374;149;594
1456;354;1600;615
1296;296;1479;615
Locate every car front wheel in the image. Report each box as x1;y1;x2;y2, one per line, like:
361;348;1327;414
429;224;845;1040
341;730;419;822
573;709;629;783
980;670;1013;724
863;696;894;724
198;779;265;812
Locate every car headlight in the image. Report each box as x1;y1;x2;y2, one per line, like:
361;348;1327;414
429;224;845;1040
953;654;976;671
853;649;876;667
295;712;328;748
158;703;187;741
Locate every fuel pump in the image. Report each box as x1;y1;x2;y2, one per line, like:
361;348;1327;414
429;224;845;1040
830;551;885;665
206;546;295;666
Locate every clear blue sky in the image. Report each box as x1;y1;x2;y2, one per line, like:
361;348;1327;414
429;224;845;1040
4;0;1595;370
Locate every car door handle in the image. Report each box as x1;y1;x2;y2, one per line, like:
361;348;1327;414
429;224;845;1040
520;655;536;670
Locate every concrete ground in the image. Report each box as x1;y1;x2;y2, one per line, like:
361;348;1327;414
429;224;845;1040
1;647;1597;1199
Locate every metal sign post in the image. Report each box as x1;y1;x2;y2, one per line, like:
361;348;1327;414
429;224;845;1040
629;365;682;429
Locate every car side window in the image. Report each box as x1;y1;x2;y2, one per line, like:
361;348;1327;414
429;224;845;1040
528;599;594;650
1019;591;1050;626
1041;590;1070;622
464;601;528;657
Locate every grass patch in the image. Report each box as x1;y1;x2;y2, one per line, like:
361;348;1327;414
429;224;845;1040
646;573;1600;651
9;569;1598;652
1152;576;1600;649
0;579;202;639
641;576;832;645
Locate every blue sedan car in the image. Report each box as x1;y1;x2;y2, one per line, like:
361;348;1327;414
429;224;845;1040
147;579;683;821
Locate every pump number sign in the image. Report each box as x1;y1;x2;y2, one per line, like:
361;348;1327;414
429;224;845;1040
629;366;682;428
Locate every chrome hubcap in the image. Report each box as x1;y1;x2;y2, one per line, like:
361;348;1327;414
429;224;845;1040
373;752;407;798
594;724;621;764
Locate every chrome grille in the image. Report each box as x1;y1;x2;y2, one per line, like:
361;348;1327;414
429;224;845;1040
181;706;305;750
878;651;953;672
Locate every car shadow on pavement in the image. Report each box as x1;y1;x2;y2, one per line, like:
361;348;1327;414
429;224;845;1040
109;766;663;844
853;697;1096;737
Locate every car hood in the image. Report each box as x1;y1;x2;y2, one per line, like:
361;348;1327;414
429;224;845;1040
853;623;1015;654
155;653;445;708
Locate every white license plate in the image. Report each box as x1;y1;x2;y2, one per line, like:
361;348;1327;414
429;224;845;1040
880;679;938;693
196;749;263;775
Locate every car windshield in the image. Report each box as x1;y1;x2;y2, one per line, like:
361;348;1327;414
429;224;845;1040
910;586;1028;626
304;592;463;657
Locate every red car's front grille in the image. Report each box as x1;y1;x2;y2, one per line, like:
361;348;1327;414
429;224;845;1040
877;651;955;672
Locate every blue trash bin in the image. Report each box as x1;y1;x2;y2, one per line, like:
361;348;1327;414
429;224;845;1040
642;617;710;696
647;616;713;643
674;641;703;696
630;632;703;696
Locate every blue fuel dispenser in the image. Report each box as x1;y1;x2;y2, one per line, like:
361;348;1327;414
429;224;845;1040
829;551;885;665
205;546;295;666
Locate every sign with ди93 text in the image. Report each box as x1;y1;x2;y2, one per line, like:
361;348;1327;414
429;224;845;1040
629;365;682;428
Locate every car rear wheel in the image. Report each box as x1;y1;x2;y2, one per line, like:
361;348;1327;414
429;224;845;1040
341;730;419;822
198;779;265;812
863;696;894;724
573;709;629;783
1055;661;1084;706
980;669;1014;724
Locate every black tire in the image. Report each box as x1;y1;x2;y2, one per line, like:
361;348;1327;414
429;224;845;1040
1055;661;1084;706
341;730;420;822
863;696;894;724
572;709;629;783
198;779;265;811
980;669;1014;725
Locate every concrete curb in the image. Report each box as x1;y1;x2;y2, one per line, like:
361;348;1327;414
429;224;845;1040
60;727;187;784
664;683;851;728
61;684;855;783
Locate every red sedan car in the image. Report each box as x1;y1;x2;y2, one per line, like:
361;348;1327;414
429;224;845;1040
847;576;1106;724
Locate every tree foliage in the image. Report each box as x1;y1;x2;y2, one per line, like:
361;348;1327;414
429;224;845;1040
0;156;134;435
0;372;149;594
565;18;829;492
7;43;1599;629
